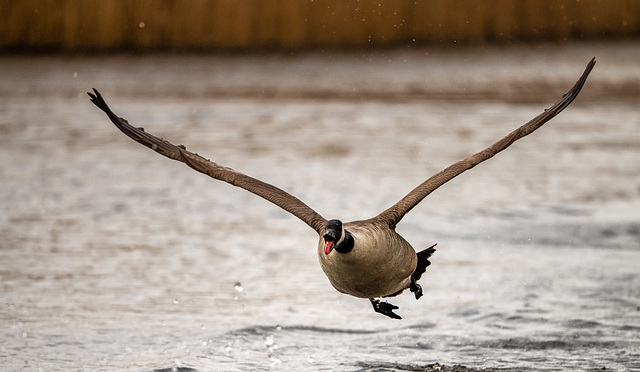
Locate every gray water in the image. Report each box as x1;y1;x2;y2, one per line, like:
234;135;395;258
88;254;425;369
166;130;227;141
1;42;639;371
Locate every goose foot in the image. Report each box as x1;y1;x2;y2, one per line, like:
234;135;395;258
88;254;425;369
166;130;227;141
410;277;423;300
369;298;402;319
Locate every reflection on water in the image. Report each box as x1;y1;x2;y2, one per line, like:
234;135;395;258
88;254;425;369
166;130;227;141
1;43;639;371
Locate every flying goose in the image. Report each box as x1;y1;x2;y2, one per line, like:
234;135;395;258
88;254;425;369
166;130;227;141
89;58;595;319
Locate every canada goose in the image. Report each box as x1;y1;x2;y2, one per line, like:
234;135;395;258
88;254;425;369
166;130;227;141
88;58;595;319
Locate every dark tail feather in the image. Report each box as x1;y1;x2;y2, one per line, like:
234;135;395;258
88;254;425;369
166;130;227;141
412;243;437;281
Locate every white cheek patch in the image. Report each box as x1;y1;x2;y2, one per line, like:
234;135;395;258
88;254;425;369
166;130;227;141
335;226;346;245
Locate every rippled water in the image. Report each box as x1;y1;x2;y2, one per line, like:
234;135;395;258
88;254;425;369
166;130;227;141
1;43;639;371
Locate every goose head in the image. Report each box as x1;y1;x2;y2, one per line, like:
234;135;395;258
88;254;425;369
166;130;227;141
323;219;344;255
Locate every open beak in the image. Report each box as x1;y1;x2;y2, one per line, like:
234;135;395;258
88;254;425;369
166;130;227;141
323;230;338;255
324;239;334;255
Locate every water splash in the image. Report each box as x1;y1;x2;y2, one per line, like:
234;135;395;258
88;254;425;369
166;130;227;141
264;333;280;365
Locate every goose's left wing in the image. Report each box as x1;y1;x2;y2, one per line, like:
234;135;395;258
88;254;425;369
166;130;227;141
88;89;327;234
374;57;596;228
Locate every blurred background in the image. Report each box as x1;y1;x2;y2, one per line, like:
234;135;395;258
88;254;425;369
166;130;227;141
1;1;639;372
2;0;640;51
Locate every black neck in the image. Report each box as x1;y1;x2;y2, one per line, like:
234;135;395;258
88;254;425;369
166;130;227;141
334;231;354;254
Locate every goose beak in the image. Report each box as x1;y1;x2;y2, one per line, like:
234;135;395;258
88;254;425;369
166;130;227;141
323;230;338;255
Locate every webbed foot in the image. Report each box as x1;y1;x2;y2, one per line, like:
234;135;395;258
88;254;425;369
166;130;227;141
410;277;423;300
369;298;402;319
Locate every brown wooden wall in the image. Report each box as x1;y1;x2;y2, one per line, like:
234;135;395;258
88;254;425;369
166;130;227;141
2;0;639;52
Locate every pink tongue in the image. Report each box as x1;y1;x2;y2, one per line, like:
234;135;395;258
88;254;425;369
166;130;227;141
324;241;334;255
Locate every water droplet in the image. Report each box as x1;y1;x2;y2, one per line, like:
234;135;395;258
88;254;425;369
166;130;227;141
139;22;145;28
264;334;274;347
201;324;206;330
73;72;78;78
234;282;243;292
307;355;315;363
172;299;179;305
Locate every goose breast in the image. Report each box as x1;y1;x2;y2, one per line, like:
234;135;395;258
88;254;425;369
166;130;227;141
317;223;417;298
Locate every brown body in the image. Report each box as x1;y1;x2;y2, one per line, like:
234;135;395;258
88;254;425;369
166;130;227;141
318;222;417;298
88;58;595;318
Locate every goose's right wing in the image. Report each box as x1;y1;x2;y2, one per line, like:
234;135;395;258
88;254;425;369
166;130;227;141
88;89;327;234
375;58;596;228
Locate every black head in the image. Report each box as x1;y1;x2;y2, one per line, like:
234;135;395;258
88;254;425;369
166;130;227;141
323;219;343;255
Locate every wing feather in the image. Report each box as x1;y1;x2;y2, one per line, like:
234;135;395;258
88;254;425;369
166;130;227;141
374;58;596;228
88;89;327;234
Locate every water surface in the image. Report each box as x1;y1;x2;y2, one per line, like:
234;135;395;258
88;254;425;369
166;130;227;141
1;43;639;371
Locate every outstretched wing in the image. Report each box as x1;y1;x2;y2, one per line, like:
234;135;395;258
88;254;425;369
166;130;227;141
374;58;596;228
88;89;327;234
